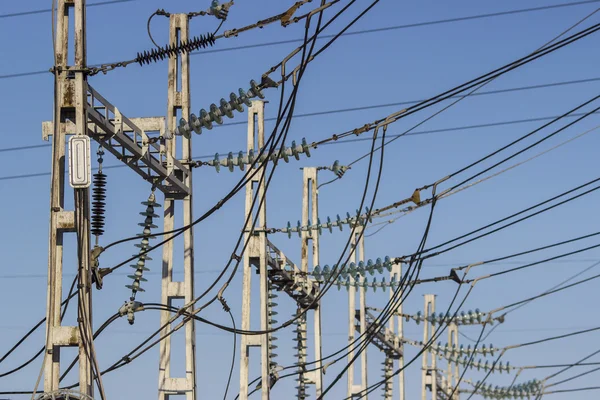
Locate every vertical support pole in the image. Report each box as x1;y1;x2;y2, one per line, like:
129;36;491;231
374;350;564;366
301;168;323;398
74;0;94;395
45;1;93;396
347;256;356;398
389;263;405;400
357;228;368;395
447;323;459;400
239;101;270;400
422;295;437;400
348;228;367;398
159;14;197;400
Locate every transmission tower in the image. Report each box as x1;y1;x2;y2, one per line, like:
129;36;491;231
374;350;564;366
43;5;196;398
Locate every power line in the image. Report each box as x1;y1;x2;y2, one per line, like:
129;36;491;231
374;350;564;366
1;1;599;80
0;0;134;19
3;75;599;154
2;109;599;182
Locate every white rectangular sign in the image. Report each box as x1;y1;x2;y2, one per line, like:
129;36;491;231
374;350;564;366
68;136;92;188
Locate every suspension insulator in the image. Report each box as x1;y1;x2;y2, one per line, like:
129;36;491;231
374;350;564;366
126;192;161;301
91;172;107;237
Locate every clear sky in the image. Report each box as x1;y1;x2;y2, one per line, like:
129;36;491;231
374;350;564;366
1;0;600;399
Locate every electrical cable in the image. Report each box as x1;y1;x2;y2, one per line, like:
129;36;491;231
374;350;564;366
222;310;237;400
445;97;600;194
318;15;600;188
64;6;393;386
320;175;452;398
460;259;600;343
4;1;600;79
415;175;600;262
73;3;330;378
92;0;358;261
113;0;372;339
4;77;600;156
363;122;600;238
0;0;134;20
542;386;600;395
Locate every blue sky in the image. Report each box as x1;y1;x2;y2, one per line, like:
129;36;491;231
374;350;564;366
1;0;600;399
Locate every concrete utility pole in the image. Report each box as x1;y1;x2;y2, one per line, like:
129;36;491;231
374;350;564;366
239;100;271;400
300;168;323;398
45;0;94;396
43;5;193;399
422;294;437;400
447;323;460;400
348;227;368;399
388;263;405;400
158;14;197;400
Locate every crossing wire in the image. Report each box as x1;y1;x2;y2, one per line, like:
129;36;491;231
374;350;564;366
2;75;600;155
2;0;600;79
0;0;134;19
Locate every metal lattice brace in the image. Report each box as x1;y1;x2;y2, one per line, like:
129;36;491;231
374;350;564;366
261;240;319;309
353;310;403;360
42;84;190;197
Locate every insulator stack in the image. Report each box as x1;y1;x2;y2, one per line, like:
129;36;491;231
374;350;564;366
382;358;394;399
91;172;107;237
293;307;309;399
207;138;312;172
136;33;216;66
313;256;394;281
474;379;541;399
324;160;349;178
125;192;161;301
429;342;497;358
281;206;373;238
91;148;106;240
175;79;274;137
267;281;279;373
428;351;512;374
407;309;486;326
210;0;230;19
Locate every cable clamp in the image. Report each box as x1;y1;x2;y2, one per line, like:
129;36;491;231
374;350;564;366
218;296;231;313
156;8;170;17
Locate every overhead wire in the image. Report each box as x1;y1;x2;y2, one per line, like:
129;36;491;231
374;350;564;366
68;0;344;379
317;12;600;395
2;0;600;78
66;4;401;387
9;3;600;396
317;15;600;188
460;259;600;343
3;76;600;156
136;15;600;364
365;122;600;237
